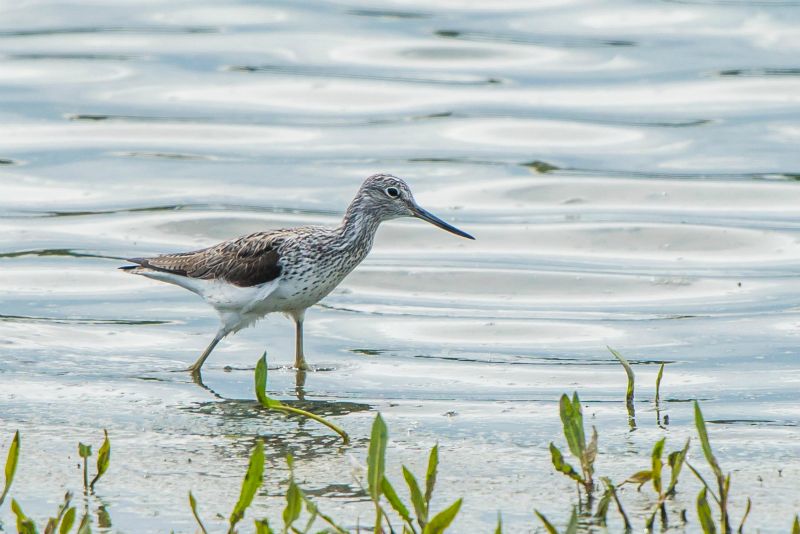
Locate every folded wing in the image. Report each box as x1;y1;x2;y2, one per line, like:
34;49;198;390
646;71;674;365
122;232;283;288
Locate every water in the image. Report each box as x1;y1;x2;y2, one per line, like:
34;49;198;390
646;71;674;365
1;0;800;531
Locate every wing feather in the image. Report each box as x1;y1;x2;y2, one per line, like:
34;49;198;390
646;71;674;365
124;232;283;287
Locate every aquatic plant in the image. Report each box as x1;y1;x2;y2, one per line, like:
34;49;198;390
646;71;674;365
229;440;264;533
608;347;635;427
623;437;689;530
187;412;460;533
3;431;110;534
0;430;19;508
77;431;110;495
189;439;349;534
594;477;631;531
366;414;462;534
189;440;264;534
254;353;349;444
535;507;578;534
0;409;796;533
275;452;349;534
688;401;750;534
655;363;665;406
549;392;597;496
43;492;78;534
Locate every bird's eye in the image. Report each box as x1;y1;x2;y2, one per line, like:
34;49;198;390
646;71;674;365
385;187;400;198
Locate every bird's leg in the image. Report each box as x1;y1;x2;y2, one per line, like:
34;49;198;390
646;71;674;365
293;312;309;371
295;369;307;401
187;329;225;380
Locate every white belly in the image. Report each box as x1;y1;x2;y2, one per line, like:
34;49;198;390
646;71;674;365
135;263;351;332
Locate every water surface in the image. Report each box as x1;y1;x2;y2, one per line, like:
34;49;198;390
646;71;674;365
1;0;800;532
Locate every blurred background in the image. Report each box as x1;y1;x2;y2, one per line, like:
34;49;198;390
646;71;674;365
1;0;800;531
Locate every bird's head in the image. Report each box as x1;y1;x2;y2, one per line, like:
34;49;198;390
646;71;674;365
357;173;474;240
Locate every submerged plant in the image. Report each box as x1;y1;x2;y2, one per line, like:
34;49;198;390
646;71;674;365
254;353;349;444
549;392;597;497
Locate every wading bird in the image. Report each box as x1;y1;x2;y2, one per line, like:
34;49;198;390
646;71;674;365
121;173;474;380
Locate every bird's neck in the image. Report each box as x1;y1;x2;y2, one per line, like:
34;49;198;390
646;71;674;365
337;195;382;249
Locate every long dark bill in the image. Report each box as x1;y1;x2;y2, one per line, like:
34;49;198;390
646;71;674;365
410;205;475;240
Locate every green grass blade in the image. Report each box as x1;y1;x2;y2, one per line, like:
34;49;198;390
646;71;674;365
76;513;91;534
78;442;91;493
549;443;584;484
255;353;279;409
255;518;275;534
584;426;598;473
685;461;720;504
229;440;265;530
565;507;578;534
645;508;658;532
624;470;652;489
301;497;348;534
534;510;560;534
283;481;303;532
300;495;319;534
655;363;665;405
44;492;72;534
494;513;502;534
571;392;586;448
594;486;611;526
60;507;76;534
608;347;635;416
255;354;349;444
651;438;665;495
601;477;632;532
424;444;438;507
693;402;723;480
382;477;413;526
90;430;110;491
1;430;19;508
367;414;389;534
367;414;388;503
793;515;800;534
189;492;209;534
13;498;40;534
666;439;690;496
403;466;427;528
697;488;716;534
559;394;585;460
737;497;751;534
274;404;350;445
422;499;462;534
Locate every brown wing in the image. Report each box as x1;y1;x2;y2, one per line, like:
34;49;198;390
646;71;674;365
123;232;283;287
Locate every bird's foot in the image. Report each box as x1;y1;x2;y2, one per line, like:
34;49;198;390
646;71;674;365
187;366;203;382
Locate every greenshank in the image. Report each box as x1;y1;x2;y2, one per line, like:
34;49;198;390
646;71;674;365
121;173;474;380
